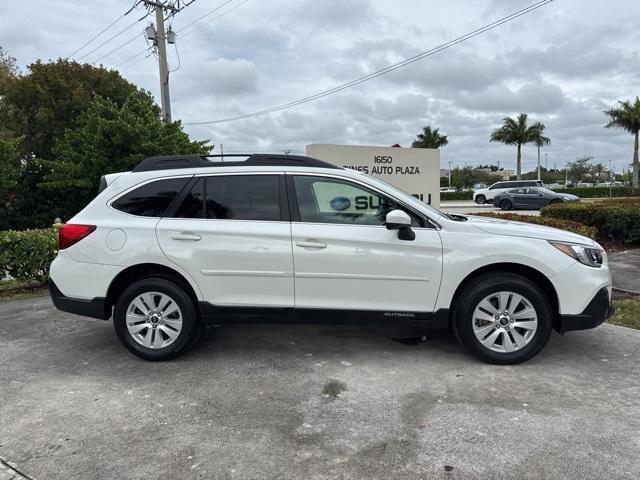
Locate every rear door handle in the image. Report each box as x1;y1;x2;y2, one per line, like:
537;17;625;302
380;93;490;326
171;232;202;241
296;240;327;249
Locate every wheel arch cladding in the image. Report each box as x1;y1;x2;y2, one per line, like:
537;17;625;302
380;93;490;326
105;263;199;318
450;263;559;322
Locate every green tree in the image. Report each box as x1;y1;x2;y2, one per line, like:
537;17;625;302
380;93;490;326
412;126;448;149
449;167;496;190
591;162;606;182
0;46;18;139
604;97;640;194
0;46;17;91
489;113;549;180
41;93;210;221
0;137;22;228
2;59;154;159
566;156;593;184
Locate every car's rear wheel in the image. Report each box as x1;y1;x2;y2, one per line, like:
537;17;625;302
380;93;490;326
452;272;553;364
500;199;512;210
113;277;199;360
475;194;487;204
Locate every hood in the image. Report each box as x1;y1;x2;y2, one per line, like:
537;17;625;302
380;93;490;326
466;215;595;246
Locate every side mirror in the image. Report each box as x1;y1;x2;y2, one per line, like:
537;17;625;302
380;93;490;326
385;209;415;241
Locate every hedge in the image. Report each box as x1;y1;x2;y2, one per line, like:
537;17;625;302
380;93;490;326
472;212;597;239
551;187;633;198
441;191;473;201
541;198;640;244
0;228;58;283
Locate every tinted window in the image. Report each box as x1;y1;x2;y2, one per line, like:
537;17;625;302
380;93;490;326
293;176;424;227
508;188;524;194
489;183;504;190
174;175;281;221
112;178;188;217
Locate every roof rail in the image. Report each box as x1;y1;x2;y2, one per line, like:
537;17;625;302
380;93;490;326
131;154;340;172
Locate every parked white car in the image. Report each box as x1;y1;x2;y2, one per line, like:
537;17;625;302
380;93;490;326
50;154;613;364
473;180;544;204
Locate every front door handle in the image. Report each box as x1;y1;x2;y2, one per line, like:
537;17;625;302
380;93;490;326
171;232;202;241
296;240;327;249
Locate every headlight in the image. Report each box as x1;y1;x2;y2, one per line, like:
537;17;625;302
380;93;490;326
549;241;603;268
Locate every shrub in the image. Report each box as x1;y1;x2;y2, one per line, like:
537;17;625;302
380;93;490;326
541;198;640;244
551;187;633;198
473;212;597;239
441;191;473;201
0;228;58;283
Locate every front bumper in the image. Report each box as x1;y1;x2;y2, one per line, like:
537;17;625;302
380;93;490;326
557;287;614;333
50;280;110;320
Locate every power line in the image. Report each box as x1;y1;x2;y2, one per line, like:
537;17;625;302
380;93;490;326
114;0;249;69
117;48;154;69
179;0;250;38
67;1;138;58
91;32;145;64
175;0;236;33
185;0;554;126
76;13;149;62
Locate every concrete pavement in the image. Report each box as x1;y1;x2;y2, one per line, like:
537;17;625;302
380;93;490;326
609;249;640;294
1;297;640;479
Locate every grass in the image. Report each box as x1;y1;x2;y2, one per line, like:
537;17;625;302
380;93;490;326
0;279;48;303
609;297;640;330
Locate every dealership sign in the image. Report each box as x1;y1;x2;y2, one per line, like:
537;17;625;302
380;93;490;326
306;144;440;208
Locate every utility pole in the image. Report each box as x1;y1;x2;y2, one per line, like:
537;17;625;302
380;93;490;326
609;159;613;198
545;152;548;170
448;161;452;189
141;1;192;123
155;6;171;122
537;144;541;181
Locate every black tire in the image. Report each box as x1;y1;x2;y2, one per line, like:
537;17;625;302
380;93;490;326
550;198;562;205
113;277;199;361
500;199;512;211
452;272;554;365
475;194;486;204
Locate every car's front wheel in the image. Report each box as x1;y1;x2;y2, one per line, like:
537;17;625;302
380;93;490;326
452;272;553;364
113;277;200;360
475;194;487;204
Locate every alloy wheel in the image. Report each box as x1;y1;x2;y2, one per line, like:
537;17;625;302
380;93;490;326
472;291;538;353
126;291;183;349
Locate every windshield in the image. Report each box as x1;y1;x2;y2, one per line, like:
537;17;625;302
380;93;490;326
538;187;556;195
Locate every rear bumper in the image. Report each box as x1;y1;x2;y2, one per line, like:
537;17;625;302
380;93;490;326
49;281;110;320
557;287;614;333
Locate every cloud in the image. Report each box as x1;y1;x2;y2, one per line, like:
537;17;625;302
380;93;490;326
177;57;259;99
0;0;638;173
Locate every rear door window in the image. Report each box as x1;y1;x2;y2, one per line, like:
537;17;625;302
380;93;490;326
174;175;283;221
112;177;189;217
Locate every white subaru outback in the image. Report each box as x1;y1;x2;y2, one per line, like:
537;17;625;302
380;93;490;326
49;154;613;364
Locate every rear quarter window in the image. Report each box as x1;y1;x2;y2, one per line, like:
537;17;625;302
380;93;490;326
112;177;189;217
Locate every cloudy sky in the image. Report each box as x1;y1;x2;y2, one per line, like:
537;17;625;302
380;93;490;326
2;0;639;172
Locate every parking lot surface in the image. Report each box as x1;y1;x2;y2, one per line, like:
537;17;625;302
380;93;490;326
1;297;640;480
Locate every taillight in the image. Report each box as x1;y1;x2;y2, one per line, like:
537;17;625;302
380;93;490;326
59;224;96;250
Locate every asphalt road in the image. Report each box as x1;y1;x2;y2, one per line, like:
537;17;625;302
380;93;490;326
1;297;640;480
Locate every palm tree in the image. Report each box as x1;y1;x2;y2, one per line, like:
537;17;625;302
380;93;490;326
489;113;549;180
604;97;640;194
412;126;448;149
